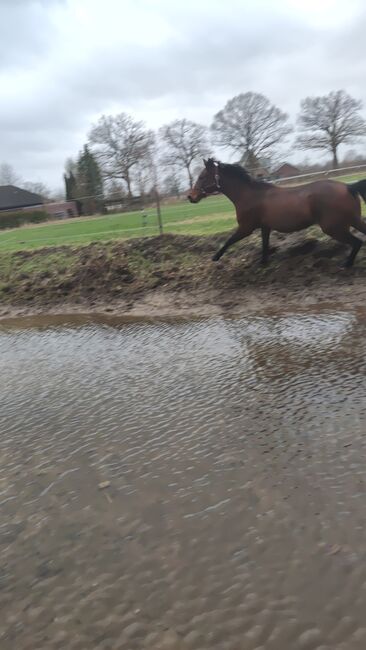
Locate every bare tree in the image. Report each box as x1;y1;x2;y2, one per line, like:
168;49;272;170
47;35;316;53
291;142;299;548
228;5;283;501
162;171;182;197
23;181;51;201
0;165;51;201
211;92;292;168
296;90;366;168
133;145;158;197
105;180;126;200
159;119;209;187
88;113;154;197
0;162;22;185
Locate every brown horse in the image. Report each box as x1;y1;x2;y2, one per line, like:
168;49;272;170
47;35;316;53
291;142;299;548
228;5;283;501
188;158;366;267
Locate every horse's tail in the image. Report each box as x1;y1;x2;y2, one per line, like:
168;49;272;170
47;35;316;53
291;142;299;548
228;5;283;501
347;179;366;203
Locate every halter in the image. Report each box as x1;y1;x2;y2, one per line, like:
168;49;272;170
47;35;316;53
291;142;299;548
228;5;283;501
201;162;221;196
214;161;221;190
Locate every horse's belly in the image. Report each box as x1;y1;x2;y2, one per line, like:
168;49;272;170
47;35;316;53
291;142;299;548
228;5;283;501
271;212;313;233
275;220;312;233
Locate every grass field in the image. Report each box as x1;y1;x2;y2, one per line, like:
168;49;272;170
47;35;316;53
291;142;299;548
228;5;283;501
1;171;366;252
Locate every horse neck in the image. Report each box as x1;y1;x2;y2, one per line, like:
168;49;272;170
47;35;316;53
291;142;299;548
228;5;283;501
220;175;253;205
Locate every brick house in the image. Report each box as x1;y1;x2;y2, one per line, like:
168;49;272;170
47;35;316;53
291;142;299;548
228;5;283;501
273;163;301;179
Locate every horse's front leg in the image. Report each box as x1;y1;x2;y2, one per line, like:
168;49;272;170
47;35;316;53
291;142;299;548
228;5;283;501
212;227;254;262
260;226;271;265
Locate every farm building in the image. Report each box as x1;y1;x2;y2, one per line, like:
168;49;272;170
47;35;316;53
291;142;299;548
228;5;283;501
45;201;80;219
254;164;271;179
0;185;43;212
273;163;301;179
0;185;80;219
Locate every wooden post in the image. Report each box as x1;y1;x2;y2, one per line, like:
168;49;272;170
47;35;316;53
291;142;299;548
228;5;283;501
155;187;163;235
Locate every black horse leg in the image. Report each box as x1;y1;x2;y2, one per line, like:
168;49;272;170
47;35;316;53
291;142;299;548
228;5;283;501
321;226;363;268
261;226;270;265
212;229;246;261
344;235;362;267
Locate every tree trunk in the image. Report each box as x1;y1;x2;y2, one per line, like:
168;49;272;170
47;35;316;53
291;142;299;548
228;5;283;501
186;165;193;189
155;187;163;236
332;147;338;169
126;172;132;198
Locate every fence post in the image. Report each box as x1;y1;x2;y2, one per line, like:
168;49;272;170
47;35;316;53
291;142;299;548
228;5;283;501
155;187;163;235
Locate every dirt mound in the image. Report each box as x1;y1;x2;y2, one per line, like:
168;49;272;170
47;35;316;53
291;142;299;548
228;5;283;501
1;231;366;316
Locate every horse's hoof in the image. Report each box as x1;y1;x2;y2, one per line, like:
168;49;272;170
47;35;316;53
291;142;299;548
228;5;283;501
212;254;220;262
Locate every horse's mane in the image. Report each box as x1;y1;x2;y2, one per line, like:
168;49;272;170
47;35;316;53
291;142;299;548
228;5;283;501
213;160;271;188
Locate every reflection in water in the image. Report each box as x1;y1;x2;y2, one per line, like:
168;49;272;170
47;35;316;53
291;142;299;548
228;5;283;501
0;310;366;649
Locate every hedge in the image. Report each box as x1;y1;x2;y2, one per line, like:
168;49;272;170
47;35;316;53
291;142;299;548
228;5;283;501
0;210;48;230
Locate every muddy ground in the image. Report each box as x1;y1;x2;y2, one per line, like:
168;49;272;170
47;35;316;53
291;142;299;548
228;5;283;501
1;230;366;320
2;235;366;650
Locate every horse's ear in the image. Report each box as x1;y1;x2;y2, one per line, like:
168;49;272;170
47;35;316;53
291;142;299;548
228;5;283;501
203;158;208;168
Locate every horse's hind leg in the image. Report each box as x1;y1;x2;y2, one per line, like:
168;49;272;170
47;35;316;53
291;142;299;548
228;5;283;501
321;225;362;268
212;227;252;261
351;214;366;237
344;235;362;267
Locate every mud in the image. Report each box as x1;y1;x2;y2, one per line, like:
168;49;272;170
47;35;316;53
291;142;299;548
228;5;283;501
1;231;366;320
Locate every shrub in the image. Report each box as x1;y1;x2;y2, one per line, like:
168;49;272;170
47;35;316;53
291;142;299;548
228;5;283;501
0;210;48;230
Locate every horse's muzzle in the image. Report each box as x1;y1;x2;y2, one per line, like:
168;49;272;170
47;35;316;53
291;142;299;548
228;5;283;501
187;190;201;203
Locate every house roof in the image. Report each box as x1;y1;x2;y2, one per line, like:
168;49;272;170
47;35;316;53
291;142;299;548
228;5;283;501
273;163;301;177
0;185;43;211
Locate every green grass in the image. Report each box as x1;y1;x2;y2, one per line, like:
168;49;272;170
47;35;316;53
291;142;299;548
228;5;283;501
0;169;365;252
0;196;235;251
332;172;366;183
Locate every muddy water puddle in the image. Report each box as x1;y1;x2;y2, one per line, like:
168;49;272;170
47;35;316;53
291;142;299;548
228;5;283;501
1;309;366;649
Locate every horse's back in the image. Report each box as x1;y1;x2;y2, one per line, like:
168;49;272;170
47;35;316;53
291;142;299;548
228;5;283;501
260;180;356;232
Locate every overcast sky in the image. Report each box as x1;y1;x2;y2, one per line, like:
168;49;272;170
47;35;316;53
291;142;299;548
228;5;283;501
1;0;365;190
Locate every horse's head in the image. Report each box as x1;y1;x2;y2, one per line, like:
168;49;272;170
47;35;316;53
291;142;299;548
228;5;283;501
188;158;221;203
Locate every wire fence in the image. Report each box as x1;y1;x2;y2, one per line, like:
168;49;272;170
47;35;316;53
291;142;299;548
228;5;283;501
1;164;366;249
274;162;366;185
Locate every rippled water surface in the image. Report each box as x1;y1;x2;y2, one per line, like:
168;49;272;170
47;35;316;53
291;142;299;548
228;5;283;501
1;309;366;649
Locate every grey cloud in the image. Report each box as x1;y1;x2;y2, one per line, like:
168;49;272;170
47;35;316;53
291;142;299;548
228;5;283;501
1;0;366;188
66;7;313;103
0;0;63;70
